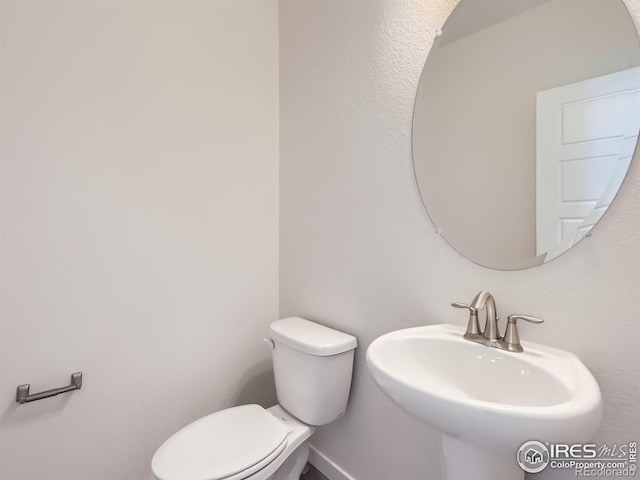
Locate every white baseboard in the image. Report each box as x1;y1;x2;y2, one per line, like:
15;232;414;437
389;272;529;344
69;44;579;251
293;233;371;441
308;445;357;480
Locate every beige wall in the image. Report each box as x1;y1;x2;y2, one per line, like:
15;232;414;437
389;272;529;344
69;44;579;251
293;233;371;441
280;0;640;479
414;0;640;269
0;1;278;479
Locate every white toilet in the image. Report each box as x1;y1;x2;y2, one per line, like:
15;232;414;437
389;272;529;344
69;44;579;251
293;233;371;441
151;317;357;480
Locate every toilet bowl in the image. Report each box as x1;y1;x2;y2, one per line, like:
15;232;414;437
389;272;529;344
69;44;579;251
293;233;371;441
152;404;313;480
151;318;357;480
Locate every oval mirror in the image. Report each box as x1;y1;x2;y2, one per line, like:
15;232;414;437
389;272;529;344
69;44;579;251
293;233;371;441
413;0;640;270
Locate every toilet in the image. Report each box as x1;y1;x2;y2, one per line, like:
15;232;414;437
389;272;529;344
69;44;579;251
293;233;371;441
151;317;357;480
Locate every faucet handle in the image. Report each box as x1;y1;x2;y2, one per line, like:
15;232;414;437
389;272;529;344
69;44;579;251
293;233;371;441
503;314;544;352
508;314;544;325
451;302;477;313
451;302;481;337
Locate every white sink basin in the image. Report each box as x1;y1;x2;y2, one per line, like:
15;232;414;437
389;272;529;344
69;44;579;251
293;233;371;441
366;324;602;479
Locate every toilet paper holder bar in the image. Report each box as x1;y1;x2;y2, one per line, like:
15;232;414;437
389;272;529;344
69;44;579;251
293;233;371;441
16;372;82;404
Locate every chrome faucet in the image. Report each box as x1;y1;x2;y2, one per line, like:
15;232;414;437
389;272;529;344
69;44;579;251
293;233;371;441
451;291;544;353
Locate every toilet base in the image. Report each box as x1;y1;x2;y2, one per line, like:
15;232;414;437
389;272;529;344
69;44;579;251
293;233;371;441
269;442;310;480
242;405;315;480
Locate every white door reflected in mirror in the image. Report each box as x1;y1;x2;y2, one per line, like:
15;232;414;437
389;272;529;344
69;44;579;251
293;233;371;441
536;67;640;260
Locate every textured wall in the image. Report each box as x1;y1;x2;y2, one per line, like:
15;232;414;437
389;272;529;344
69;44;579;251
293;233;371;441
0;2;278;479
280;0;640;479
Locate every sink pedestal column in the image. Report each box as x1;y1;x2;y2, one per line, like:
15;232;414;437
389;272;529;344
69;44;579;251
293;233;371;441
441;435;523;480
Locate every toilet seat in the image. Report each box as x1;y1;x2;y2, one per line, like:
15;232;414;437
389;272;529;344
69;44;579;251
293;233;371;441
152;404;289;480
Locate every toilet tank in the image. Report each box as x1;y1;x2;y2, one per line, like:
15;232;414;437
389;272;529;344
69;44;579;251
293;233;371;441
269;317;357;426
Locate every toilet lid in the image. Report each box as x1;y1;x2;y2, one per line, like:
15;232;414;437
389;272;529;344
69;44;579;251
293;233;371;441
152;404;289;480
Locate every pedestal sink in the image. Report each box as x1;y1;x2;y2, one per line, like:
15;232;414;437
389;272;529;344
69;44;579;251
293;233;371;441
366;324;602;480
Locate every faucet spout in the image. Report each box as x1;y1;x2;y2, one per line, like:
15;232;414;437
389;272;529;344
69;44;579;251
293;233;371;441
471;291;500;341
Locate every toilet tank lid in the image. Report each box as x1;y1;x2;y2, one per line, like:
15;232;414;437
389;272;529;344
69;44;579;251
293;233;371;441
270;317;357;356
